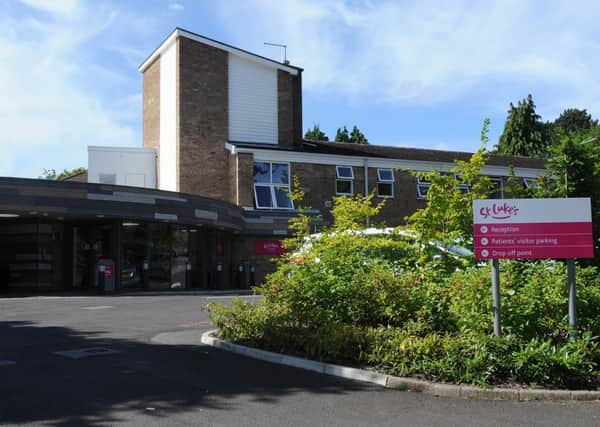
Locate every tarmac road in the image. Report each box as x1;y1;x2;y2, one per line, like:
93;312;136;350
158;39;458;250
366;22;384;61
0;294;598;426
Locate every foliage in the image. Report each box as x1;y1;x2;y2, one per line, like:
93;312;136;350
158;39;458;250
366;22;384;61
553;108;598;135
285;176;319;252
210;153;600;388
304;124;329;142
529;131;600;260
40;167;87;181
212;256;600;387
408;119;492;247
497;94;548;156
330;193;384;231
349;125;368;144
335;125;369;144
334;126;350;142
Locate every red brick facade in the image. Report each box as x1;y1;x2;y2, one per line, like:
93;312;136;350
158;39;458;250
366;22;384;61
178;37;231;200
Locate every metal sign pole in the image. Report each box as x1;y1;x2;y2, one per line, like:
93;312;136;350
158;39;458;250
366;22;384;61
491;259;502;336
567;259;577;336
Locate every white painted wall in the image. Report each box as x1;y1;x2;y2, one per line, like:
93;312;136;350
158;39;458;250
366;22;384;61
159;40;178;191
228;54;278;144
88;146;157;188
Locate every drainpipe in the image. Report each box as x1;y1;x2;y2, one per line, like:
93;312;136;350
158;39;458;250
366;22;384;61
364;158;370;227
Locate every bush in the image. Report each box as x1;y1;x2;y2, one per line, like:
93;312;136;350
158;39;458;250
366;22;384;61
208;187;600;388
448;261;600;338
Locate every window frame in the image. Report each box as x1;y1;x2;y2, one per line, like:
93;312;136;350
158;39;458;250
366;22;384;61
335;166;354;196
489;177;504;199
376;168;395;198
253;162;293;210
523;177;539;189
416;175;430;199
454;173;470;194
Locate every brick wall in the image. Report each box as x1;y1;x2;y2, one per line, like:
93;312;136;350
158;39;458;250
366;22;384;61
277;70;301;147
142;58;160;182
291;163;425;226
178;37;231;200
236;159;426;227
236;152;254;207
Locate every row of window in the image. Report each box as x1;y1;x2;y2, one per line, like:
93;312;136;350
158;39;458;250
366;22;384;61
251;162;539;209
417;175;539;200
335;166;394;198
416;174;469;199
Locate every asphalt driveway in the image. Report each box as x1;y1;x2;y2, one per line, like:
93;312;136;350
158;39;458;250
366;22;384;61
0;295;598;426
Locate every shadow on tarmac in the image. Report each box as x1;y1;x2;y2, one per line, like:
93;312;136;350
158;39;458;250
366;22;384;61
0;320;370;426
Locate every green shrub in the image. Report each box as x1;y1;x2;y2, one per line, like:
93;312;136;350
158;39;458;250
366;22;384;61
209;186;600;388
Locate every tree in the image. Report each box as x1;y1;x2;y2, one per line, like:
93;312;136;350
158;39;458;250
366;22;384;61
304;124;329;142
497;94;548;157
39;167;86;181
408;118;493;246
335;125;368;144
533;129;600;261
40;169;57;180
335;126;350;142
553;108;598;135
349;125;368;144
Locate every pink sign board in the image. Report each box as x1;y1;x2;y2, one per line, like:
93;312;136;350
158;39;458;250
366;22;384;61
473;198;594;260
104;264;114;278
255;240;286;255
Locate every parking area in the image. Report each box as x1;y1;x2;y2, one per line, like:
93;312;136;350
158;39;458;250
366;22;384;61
0;295;598;426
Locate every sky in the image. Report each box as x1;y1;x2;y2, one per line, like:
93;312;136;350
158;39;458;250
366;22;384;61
2;0;600;178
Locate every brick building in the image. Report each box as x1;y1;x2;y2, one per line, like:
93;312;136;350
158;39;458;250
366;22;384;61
0;28;545;293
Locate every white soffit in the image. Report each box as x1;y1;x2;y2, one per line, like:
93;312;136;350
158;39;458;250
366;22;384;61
224;143;546;179
138;28;299;75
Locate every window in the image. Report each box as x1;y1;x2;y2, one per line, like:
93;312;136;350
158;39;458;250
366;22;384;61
335;166;354;195
490;177;504;199
253;162;293;209
523;178;539;189
454;173;470;194
377;168;394;198
416;176;430;199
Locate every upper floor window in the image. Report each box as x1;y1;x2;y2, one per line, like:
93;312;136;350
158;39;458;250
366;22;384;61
454;174;470;194
335;166;354;196
523;178;539;189
416;175;430;199
377;168;394;198
253;162;293;209
490;177;504;199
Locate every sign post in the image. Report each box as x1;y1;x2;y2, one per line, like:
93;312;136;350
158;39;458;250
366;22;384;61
491;259;501;336
473;198;593;337
567;259;577;333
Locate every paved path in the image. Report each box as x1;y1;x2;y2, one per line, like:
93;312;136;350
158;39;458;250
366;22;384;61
0;295;598;426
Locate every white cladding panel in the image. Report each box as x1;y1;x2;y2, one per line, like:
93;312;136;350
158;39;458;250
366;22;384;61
88;147;157;188
159;41;178;191
228;54;278;144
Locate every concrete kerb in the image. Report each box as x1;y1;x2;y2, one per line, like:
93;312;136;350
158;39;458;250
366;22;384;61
201;330;600;402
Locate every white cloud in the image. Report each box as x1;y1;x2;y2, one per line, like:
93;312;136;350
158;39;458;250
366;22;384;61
169;2;184;11
214;0;600;117
0;1;140;178
20;0;81;16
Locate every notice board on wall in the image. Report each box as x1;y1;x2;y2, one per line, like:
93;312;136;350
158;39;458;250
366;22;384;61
255;240;286;255
473;198;594;260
